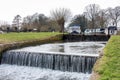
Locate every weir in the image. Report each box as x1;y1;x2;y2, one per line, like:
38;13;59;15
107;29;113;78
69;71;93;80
1;41;105;76
1;51;98;73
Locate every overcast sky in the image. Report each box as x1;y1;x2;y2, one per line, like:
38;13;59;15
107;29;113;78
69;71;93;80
0;0;120;24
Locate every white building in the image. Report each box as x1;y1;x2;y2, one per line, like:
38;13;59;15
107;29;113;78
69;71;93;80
68;26;81;34
105;26;117;35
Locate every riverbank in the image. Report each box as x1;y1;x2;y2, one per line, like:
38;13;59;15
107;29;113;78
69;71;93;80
91;35;120;80
0;32;61;44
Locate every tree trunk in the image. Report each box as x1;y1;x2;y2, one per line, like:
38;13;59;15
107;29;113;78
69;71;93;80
60;23;64;33
115;21;117;27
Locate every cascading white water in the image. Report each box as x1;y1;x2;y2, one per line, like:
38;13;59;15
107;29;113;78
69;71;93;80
1;51;98;73
0;64;91;80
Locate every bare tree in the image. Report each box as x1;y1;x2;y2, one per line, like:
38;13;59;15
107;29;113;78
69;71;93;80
47;19;60;32
96;9;108;28
33;13;48;31
107;6;120;26
0;20;10;32
12;15;21;32
22;13;49;32
22;16;32;31
50;8;72;32
85;4;100;29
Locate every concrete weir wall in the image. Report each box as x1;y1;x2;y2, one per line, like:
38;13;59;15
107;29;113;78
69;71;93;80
2;51;98;73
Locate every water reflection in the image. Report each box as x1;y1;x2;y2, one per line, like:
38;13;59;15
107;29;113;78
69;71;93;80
13;42;105;55
47;42;105;54
59;45;64;52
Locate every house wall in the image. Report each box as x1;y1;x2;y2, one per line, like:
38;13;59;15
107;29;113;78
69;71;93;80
105;28;117;35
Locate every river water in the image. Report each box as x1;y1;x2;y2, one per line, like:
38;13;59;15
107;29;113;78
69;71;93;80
10;42;105;56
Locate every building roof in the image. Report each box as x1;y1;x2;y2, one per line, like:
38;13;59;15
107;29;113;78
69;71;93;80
108;26;117;30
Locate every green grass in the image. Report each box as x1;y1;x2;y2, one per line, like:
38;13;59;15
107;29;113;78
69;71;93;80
94;36;120;80
0;32;61;44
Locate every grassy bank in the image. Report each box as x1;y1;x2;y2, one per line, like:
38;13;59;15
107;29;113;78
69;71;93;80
93;36;120;80
0;32;61;44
